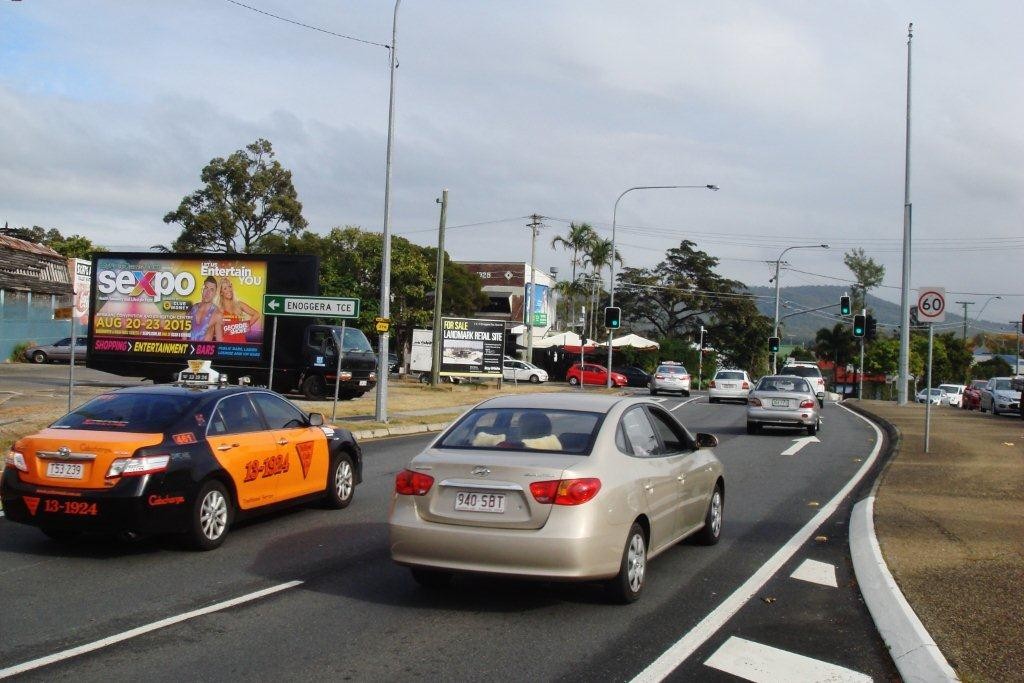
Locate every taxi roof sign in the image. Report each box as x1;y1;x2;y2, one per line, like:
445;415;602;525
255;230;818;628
178;360;223;386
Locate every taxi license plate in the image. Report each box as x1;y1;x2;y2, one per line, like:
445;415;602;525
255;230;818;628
772;399;789;407
46;462;84;479
721;383;735;388
454;491;505;513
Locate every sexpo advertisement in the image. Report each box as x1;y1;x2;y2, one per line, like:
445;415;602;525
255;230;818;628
439;317;505;378
91;257;267;361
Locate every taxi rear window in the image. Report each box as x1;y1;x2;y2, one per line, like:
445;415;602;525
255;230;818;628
779;366;822;378
51;393;196;432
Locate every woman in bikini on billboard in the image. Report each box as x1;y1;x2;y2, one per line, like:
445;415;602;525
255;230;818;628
219;277;262;343
189;276;222;341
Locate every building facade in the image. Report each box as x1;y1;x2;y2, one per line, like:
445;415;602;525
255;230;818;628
0;235;75;361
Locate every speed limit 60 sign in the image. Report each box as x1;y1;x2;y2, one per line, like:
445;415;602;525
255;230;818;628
916;286;946;323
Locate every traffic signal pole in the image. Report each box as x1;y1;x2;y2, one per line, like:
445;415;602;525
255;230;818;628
859;307;865;399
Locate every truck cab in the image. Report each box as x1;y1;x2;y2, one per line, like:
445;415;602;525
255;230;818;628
298;325;377;400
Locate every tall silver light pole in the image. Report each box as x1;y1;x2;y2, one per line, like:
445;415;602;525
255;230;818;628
771;244;829;373
605;184;718;387
375;0;401;423
897;23;914;405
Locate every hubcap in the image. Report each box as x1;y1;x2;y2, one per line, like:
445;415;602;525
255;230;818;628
200;490;228;540
626;532;646;592
335;460;353;500
710;491;722;537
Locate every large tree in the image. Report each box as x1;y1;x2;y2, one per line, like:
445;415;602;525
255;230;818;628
163;138;307;253
1;225;106;259
615;240;771;373
843;247;885;312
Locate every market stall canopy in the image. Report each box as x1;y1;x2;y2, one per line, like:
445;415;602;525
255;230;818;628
516;331;600;352
600;333;660;350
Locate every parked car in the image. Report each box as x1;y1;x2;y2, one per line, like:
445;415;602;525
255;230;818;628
389;353;400;374
777;360;827;407
23;337;89;364
746;375;824;435
388;392;724;602
980;377;1022;416
937;384;965;408
961;379;988;410
1;384;361;549
612;366;651;388
916;388;948;405
503;360;548;383
708;369;751;404
566;363;628;387
649;362;691;396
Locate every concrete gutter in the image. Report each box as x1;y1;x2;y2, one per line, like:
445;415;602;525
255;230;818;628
350;422;450;442
846;403;960;682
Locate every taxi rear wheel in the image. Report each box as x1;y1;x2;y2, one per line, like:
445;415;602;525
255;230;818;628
324;453;355;509
188;480;232;551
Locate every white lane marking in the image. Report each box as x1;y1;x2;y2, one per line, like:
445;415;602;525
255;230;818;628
790;559;838;588
0;580;303;679
649;397;667;403
670;396;703;412
630;402;882;683
780;436;820;456
704;636;872;683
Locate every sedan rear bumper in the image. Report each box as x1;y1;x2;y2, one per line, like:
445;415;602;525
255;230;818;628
709;388;749;401
747;407;817;427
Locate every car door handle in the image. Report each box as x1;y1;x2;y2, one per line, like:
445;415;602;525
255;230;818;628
276;438;289;446
217;443;239;451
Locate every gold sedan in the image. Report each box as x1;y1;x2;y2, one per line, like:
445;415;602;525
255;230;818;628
388;393;724;603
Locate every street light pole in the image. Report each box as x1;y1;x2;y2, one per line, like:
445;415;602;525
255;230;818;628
955;300;974;340
897;22;914;406
375;0;402;423
605;184;718;387
771;244;829;374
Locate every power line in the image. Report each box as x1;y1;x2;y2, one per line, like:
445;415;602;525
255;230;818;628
221;0;391;48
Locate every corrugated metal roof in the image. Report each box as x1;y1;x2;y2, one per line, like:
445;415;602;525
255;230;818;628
0;234;64;257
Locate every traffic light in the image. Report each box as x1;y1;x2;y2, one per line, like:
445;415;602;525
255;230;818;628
865;315;878;341
853;314;866;338
840;295;851;316
604;306;621;329
768;336;780;353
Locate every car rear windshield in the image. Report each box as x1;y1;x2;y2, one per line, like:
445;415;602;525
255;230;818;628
657;366;688;375
779;366;822;378
50;393;196;432
438;408;603;454
756;377;811;393
716;371;745;380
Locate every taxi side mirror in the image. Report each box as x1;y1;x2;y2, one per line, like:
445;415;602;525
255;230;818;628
695;432;718;449
308;412;324;427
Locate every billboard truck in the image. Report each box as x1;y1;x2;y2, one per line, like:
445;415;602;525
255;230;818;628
86;253;376;400
409;318;505;383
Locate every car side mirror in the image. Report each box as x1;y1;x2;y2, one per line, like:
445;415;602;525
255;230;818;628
308;412;324;427
816;391;826;400
695;432;718;449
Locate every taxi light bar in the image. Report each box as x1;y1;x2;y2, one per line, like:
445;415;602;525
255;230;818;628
5;450;28;472
395;469;434;496
529;478;602;505
106;455;170;479
748;397;762;406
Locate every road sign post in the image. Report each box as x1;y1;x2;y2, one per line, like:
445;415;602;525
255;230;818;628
917;287;945;453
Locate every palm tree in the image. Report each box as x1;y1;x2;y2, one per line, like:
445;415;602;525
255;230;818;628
551;223;597;324
583;238;623;339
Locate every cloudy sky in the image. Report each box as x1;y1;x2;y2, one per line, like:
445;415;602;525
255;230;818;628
3;1;1022;325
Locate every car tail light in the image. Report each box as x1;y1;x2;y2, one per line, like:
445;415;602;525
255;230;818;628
742;381;749;389
682;375;690;380
748;397;762;406
529;478;601;505
106;454;170;478
799;399;815;408
5;450;28;472
655;374;666;379
395;469;434;496
709;380;716;388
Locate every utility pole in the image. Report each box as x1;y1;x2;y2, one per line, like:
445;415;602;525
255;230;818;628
897;22;914;405
525;215;542;365
430;190;448;386
698;326;706;391
1012;319;1022;374
955;300;974;340
859;306;865;399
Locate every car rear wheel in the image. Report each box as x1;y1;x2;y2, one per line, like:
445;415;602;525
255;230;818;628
324;453;355;509
301;375;328;400
695;485;723;546
683;390;690;397
32;351;47;364
746;422;758;435
569;376;579;386
709;397;718;404
41;527;80;543
807;419;819;436
410;567;453;589
649;388;658;395
606;522;647;604
188;480;231;551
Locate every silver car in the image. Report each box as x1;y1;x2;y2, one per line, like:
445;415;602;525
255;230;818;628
746;375;823;435
980;377;1021;415
389;393;724;603
649;363;691;396
23;336;89;364
708;369;751;404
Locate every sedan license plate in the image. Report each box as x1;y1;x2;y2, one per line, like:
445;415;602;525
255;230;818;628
454;491;505;514
771;398;789;407
46;462;84;479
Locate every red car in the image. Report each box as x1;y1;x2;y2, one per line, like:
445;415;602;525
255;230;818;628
961;379;988;410
566;363;628;387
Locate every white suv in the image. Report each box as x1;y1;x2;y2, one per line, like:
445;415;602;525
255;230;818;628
778;360;827;407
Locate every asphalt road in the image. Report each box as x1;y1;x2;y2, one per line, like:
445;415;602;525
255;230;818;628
0;392;897;681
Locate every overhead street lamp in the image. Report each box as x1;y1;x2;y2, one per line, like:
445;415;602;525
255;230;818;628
771;244;829;373
975;295;1002;321
606;184;719;387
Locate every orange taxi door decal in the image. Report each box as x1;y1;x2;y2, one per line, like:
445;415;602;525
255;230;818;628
272;427;329;499
207;432;280;510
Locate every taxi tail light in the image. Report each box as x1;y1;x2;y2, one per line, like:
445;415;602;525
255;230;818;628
530;478;601;505
742;381;750;389
106;454;170;479
799;399;816;408
748;397;762;406
5;450;28;472
708;380;716;388
395;469;434;496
